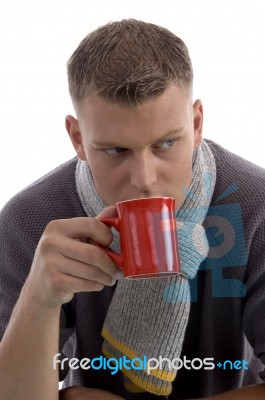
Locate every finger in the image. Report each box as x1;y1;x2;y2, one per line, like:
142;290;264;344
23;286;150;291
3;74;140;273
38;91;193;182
96;205;118;219
57;256;117;286
56;239;120;279
60;273;112;295
46;217;113;246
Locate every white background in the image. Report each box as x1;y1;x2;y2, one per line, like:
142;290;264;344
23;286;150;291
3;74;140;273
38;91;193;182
1;0;265;210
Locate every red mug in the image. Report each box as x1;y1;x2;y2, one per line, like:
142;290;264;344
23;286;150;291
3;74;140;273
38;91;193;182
96;197;181;278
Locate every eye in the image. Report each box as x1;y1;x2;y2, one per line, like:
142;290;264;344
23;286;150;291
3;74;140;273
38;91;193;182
104;147;128;155
153;138;178;150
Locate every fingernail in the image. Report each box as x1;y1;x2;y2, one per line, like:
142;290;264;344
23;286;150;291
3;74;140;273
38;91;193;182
116;270;124;280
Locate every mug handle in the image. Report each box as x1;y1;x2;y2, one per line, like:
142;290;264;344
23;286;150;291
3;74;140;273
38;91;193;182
94;217;123;269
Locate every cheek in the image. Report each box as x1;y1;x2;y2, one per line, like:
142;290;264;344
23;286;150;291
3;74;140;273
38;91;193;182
90;161;124;192
171;147;193;178
166;151;193;196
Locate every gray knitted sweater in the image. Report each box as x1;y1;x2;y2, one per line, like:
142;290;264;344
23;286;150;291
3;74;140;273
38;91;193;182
1;140;265;399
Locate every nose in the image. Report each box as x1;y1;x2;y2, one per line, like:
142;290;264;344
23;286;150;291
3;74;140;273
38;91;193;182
130;151;157;191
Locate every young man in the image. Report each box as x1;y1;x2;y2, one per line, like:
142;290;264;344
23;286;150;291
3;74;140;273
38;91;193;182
0;19;265;400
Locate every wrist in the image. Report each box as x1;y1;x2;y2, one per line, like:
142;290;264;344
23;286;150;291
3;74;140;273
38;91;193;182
19;278;62;318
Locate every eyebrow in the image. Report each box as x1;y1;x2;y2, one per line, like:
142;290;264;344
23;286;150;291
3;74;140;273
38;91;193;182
91;128;184;148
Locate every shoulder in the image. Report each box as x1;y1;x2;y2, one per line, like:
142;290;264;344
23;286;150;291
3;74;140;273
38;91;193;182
207;139;265;186
0;157;85;244
205;139;265;253
206;139;265;214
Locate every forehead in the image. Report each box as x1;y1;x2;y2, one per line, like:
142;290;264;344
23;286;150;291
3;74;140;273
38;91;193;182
76;84;192;145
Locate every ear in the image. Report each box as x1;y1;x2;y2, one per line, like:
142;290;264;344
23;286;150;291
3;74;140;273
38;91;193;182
193;100;203;148
65;115;86;160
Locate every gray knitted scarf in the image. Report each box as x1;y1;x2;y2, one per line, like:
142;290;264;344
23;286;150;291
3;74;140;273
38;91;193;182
76;140;216;396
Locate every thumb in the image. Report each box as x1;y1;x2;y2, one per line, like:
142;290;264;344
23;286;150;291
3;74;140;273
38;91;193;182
96;205;118;220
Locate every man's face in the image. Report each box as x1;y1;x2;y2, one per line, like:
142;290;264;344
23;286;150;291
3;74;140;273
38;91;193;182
66;84;203;211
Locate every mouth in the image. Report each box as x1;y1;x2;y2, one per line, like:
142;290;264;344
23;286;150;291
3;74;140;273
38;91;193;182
118;194;169;202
